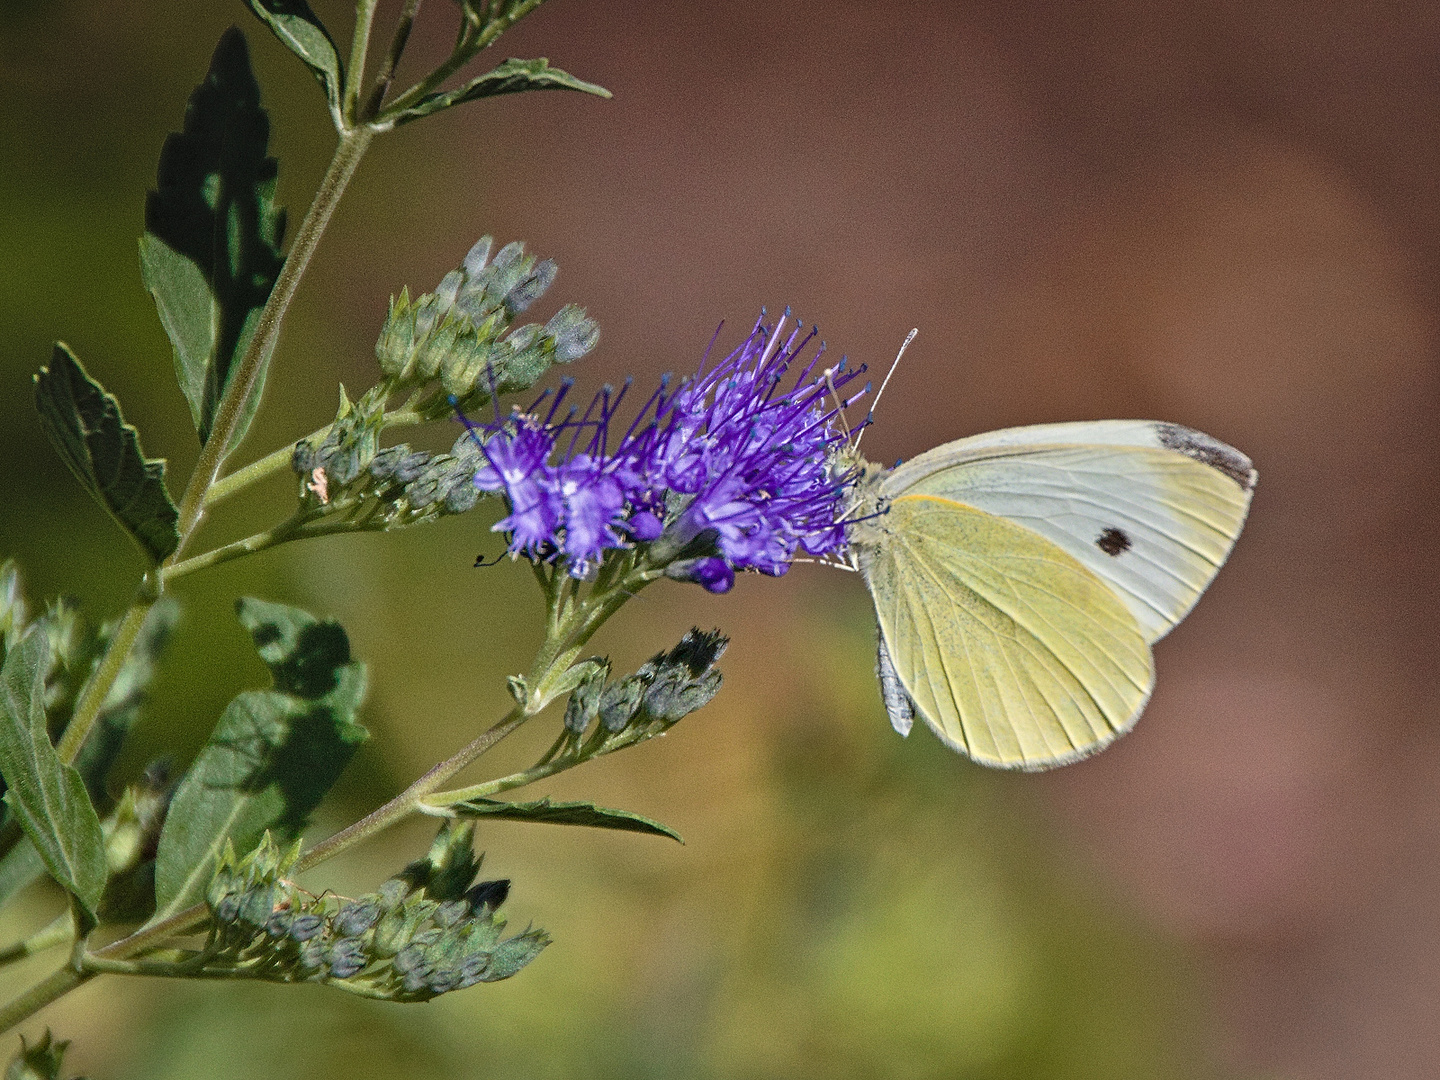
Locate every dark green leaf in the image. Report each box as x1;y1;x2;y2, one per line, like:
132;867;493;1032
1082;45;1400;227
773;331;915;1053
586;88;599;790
450;797;683;843
152;599;368;920
243;1;344;120
34;345;180;564
141;27;287;448
385;58;611;128
0;631;107;918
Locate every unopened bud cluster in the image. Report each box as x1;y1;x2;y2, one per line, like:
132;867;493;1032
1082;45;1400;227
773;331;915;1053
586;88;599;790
291;389;488;526
204;830;548;1002
563;629;728;751
375;236;598;418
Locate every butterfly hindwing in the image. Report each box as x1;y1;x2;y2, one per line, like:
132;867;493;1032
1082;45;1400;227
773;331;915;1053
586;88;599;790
881;421;1255;643
864;494;1154;770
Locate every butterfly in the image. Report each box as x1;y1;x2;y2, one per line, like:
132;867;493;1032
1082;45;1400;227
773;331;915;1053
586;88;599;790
842;413;1255;771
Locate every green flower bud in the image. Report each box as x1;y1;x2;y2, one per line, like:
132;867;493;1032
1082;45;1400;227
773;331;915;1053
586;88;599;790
598;676;646;732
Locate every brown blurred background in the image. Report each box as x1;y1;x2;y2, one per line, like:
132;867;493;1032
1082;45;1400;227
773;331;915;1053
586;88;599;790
4;1;1440;1077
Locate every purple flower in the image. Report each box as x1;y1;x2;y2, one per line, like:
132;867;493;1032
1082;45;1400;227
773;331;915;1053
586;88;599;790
459;311;865;586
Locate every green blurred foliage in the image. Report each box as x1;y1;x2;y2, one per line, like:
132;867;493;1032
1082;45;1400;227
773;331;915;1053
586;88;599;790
0;2;1222;1077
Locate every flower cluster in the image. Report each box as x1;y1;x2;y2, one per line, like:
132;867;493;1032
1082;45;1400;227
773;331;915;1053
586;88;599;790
460;313;865;591
204;827;547;1003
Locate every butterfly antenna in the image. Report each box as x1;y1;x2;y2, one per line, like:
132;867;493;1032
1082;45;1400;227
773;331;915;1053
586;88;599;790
854;328;917;452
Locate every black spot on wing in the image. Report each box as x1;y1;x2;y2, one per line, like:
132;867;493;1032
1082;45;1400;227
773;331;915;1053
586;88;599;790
1096;527;1131;556
1155;423;1257;491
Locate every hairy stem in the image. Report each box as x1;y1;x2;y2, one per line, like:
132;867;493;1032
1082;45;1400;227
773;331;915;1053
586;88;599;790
55;599;149;765
0;915;73;970
0;967;87;1034
362;0;424;120
294;706;525;874
420;754;574;808
203;408;425;509
57;132;376;771
171;127;374;559
345;0;381;124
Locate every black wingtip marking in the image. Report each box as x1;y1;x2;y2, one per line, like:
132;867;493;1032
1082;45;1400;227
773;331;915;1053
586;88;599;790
1096;527;1131;556
1155;423;1257;491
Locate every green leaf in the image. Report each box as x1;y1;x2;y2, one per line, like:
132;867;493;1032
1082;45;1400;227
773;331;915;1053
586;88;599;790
141;27;287;449
152;599;368;921
384;58;611;128
450;797;683;843
0;631;107;918
34;345;181;564
243;1;344;122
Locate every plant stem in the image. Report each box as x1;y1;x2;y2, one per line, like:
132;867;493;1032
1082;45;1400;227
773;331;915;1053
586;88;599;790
294;706;526;874
0;967;87;1034
160;514;307;583
171;127;375;561
420;754;574;808
203;408;425;509
345;0;381;125
54;600;149;765
0;915;73;970
58;131;375;774
362;0;424;120
379;0;544;119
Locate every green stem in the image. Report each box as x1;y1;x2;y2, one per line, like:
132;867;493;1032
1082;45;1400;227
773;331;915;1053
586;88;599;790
171;127;374;559
361;0;424;120
160;514;308;583
57;131;376;772
0;915;73;970
420;754;573;808
294;706;526;874
55;599;148;765
203;408;425;509
160;512;380;584
0;967;87;1034
345;0;381;124
379;0;542;119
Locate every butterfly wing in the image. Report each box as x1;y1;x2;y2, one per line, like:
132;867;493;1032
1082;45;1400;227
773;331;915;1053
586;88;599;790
864;494;1154;769
880;421;1255;643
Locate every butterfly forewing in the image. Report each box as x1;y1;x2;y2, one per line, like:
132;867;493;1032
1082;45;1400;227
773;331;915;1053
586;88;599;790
865;495;1154;769
881;421;1255;643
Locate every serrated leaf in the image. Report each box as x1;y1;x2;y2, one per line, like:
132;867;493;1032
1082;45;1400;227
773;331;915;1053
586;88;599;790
142;27;286;449
0;631;107;918
34;344;180;565
152;599;367;921
449;797;683;843
385;58;611;128
243;0;343;121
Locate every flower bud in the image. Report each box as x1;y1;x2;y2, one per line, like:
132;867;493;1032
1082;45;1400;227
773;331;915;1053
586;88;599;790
664;556;734;593
334;899;381;938
598;676;645;732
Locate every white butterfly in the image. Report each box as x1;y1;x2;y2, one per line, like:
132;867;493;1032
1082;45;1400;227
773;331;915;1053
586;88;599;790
843;416;1256;771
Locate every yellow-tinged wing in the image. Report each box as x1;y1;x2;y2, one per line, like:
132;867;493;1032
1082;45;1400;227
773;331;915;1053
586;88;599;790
882;421;1255;644
864;494;1154;770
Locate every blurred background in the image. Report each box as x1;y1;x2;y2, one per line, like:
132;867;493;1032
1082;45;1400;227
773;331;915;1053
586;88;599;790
4;1;1440;1077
